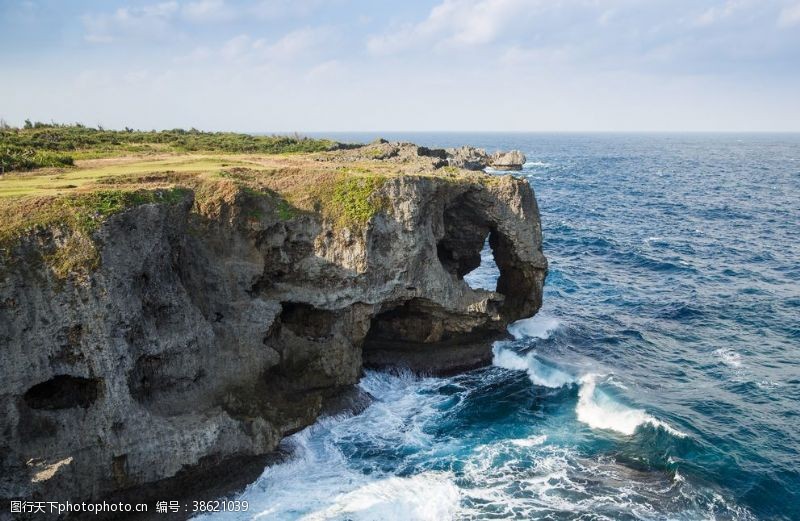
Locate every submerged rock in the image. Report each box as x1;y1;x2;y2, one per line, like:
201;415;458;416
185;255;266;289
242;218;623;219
0;144;547;510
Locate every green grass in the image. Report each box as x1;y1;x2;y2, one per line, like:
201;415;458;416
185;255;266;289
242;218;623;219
0;188;189;279
0;156;257;197
276;198;298;220
0;126;491;279
0;123;337;172
328;175;387;226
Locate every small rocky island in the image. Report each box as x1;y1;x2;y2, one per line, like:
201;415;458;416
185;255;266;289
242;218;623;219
0;132;545;512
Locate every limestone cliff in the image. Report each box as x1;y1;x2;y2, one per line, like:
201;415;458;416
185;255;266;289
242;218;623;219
0;144;546;510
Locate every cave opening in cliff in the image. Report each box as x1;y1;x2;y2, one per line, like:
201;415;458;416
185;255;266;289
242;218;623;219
278;302;336;339
23;375;102;410
462;234;501;291
436;195;538;320
438;199;487;276
436;196;504;293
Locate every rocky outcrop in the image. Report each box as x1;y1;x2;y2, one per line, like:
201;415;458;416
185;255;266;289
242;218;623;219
331;141;526;172
489;150;527;170
445;146;490;170
0;152;546;511
445;146;527;171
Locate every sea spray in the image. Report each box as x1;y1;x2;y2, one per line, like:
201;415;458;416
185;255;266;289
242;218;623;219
575;374;686;437
507;314;561;340
303;473;460;521
492;344;574;388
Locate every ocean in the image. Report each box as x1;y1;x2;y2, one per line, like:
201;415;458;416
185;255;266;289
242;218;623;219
204;133;800;520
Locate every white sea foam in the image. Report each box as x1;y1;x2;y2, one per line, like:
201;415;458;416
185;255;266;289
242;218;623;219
713;348;743;368
491;343;530;371
492;346;685;437
507;314;561;340
510;435;548;447
492;344;574;388
576;374;686;437
302;472;460;521
199;367;747;521
524;161;552;168
198;370;455;521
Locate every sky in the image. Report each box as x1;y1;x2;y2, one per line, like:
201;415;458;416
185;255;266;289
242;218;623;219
1;0;799;132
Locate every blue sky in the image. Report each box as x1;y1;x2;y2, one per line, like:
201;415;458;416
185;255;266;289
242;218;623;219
1;0;799;131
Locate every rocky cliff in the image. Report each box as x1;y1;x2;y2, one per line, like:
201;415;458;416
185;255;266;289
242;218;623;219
0;143;546;511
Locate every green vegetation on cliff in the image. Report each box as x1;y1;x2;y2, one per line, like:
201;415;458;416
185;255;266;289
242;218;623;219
0;122;336;172
0;188;188;244
0;126;491;280
0;188;189;279
329;175;387;226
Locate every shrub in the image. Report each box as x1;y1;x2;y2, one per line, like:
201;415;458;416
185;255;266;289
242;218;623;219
0;124;338;172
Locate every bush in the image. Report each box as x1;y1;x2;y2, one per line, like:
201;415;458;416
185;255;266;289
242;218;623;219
0;123;337;172
1;145;74;171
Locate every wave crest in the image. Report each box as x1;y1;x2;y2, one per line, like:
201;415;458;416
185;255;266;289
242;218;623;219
508;314;561;340
576;374;686;437
492;344;574;388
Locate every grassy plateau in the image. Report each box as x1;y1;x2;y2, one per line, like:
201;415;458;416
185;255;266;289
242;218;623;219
0;122;489;278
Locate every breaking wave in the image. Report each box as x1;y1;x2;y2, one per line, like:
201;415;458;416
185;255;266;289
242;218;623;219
576;374;686;437
507;314;561;340
302;473;460;521
492;344;574;389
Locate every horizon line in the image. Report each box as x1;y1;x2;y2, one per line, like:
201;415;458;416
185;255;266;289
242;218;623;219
4;121;799;134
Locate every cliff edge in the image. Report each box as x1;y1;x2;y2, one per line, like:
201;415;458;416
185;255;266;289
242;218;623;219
0;141;546;511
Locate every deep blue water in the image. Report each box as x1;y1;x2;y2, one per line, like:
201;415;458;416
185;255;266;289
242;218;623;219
208;134;800;520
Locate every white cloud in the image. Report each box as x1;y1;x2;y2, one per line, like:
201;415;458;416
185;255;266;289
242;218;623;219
14;0;800;131
82;0;238;43
500;45;572;66
778;2;800;26
182;0;235;22
221;34;261;61
692;0;762;27
82;1;179;43
306;59;343;80
265;27;328;59
367;0;539;55
194;27;330;64
174;45;213;64
249;0;324;20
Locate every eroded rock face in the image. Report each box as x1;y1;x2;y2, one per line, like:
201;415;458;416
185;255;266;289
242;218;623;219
0;160;546;508
489;150;527;170
446;145;490;170
445;146;527;171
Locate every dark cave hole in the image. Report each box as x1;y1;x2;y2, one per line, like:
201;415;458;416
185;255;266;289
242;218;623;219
364;299;449;346
23;375;101;410
435;195;503;292
435;195;537;319
279;302;336;339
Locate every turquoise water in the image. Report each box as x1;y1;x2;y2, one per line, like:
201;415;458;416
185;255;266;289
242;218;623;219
207;134;800;520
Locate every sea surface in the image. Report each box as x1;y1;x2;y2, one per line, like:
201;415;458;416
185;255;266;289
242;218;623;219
206;133;800;520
